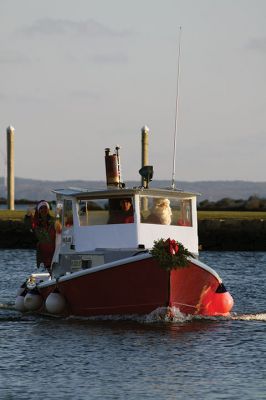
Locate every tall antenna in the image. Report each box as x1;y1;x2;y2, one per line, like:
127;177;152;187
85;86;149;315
171;26;182;189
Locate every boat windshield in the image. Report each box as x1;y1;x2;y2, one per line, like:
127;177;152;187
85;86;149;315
63;199;74;227
140;195;192;227
78;197;134;226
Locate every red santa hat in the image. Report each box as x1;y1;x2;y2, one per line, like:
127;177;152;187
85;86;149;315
37;200;50;211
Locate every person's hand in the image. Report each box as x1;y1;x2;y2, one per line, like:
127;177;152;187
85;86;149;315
26;208;34;216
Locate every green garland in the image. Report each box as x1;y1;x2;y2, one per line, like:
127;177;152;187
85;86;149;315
151;238;194;271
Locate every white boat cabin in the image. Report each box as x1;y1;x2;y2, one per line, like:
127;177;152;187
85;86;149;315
52;188;199;268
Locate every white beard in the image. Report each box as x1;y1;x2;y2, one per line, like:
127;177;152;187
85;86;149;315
153;199;172;225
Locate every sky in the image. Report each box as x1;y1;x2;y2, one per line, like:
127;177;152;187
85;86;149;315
0;0;266;183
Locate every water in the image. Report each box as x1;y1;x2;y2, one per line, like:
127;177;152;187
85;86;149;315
0;204;34;210
0;250;265;400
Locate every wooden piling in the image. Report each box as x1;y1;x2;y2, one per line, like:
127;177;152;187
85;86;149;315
141;126;149;188
6;126;15;210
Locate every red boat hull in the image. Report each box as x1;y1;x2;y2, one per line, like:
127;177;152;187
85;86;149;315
38;257;233;317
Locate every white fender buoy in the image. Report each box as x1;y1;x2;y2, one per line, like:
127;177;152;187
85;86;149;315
15;290;27;312
45;289;66;315
24;289;43;311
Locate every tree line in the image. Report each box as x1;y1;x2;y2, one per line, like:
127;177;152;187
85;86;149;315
1;196;266;211
198;196;266;211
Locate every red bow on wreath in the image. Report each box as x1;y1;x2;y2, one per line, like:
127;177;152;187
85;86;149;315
165;238;179;255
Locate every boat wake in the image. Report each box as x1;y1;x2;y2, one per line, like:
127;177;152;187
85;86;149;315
0;302;17;311
229;312;266;321
144;306;193;323
66;307;266;323
1;303;265;323
144;308;266;323
0;302;30;322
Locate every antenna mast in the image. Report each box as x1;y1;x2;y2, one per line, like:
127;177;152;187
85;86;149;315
171;26;182;189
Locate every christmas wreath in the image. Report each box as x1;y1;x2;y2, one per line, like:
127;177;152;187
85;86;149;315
151;238;194;271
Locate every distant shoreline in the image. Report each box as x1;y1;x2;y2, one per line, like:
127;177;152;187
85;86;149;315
1;178;266;202
0;218;265;251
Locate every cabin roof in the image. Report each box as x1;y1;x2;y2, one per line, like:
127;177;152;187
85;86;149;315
52;187;200;199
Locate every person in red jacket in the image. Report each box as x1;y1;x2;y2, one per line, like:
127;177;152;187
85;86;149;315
30;200;56;273
119;198;134;223
108;198;134;224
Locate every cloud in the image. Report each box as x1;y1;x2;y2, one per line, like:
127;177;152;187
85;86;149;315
0;51;30;64
69;89;100;100
246;37;266;53
0;92;7;100
89;52;128;65
19;18;131;39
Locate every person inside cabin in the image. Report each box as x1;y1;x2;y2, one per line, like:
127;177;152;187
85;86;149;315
146;198;172;225
177;200;192;226
108;198;134;224
25;200;61;273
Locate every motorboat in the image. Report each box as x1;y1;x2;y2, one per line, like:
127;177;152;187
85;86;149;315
15;137;234;318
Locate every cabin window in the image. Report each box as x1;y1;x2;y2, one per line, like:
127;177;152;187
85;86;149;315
140;196;192;227
78;199;109;226
78;197;134;226
63;200;73;227
55;201;63;228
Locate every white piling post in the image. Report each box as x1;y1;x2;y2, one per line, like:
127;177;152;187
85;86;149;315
141;126;149;188
6;125;15;210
